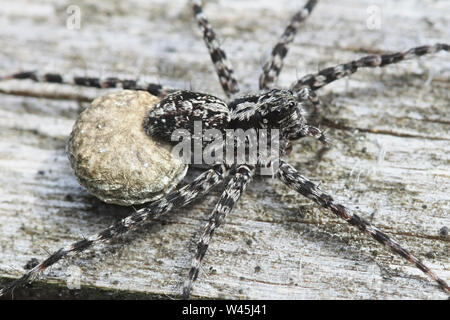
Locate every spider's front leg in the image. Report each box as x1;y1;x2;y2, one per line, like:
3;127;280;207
189;0;239;97
290;43;449;92
0;71;174;99
183;164;255;299
259;0;319;90
276;159;450;294
0;164;228;298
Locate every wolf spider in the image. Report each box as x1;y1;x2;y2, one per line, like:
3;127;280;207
0;0;448;299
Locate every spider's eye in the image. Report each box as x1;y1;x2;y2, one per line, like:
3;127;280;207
288;101;296;108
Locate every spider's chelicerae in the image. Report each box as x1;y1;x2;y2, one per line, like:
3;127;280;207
0;0;449;299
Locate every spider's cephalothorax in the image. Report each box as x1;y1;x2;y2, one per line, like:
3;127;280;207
145;88;309;139
144;90;231;141
145;88;322;172
0;0;449;299
229;89;303;132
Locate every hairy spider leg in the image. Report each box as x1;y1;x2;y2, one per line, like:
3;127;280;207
183;164;255;299
1;0;242;100
259;0;318;90
190;0;239;97
0;71;174;98
286;123;328;145
276;159;450;294
293;85;324;124
0;165;229;297
290;43;450;92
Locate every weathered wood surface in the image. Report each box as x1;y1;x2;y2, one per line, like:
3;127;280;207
0;0;449;300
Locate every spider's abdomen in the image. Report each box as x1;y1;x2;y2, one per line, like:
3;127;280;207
143;90;230;142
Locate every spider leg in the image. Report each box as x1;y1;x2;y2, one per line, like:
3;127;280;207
0;164;229;298
183;164;255;299
276;159;450;294
286;123;328;145
1;71;174;98
259;0;318;90
189;0;239;97
294;84;323;118
285;86;328;143
290;43;449;92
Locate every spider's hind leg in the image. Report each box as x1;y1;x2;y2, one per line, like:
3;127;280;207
276;159;450;294
0;164;229;298
1;71;174;98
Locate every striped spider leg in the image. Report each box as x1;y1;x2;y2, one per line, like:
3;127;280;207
183;164;255;299
190;0;239;97
290;44;449;93
276;159;450;294
259;0;318;90
0;71;174;99
0;163;229;297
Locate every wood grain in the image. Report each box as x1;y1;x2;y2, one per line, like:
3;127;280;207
0;0;448;299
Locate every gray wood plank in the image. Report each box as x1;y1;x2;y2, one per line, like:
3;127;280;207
0;0;448;299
